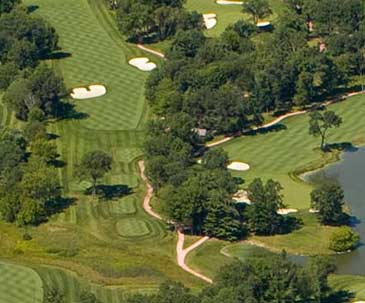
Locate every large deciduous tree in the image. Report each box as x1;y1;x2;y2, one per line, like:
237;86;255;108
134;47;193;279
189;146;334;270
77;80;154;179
246;178;285;235
309;110;342;150
310;183;346;225
242;0;272;24
75;150;112;196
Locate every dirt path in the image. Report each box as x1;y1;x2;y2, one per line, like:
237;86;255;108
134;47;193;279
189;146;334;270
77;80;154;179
137;44;165;58
138;160;212;283
138;160;162;220
176;230;213;283
206;91;363;148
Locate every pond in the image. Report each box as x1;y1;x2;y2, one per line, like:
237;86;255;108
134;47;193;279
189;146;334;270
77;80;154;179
295;146;365;275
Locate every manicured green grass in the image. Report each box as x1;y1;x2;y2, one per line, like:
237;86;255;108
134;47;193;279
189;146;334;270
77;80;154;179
250;212;336;255
186;0;287;37
330;275;365;301
186;239;233;279
0;0;206;297
0;262;43;303
221;94;365;209
24;0;150;131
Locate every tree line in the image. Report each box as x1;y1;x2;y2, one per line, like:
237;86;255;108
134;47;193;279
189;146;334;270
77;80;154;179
0;0;67;121
116;0;204;42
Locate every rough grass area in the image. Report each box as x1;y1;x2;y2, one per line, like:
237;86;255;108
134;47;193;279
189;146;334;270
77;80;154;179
221;94;365;209
0;262;43;303
24;0;150;131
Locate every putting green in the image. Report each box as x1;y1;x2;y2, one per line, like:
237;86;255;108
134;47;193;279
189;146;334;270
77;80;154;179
116;218;151;238
0;262;43;303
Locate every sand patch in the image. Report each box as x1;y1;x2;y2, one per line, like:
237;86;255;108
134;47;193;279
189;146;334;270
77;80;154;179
233;190;251;205
257;21;271;28
203;13;217;29
277;208;298;215
227;161;250;171
216;0;243;5
71;85;106;100
309;208;319;213
129;57;157;71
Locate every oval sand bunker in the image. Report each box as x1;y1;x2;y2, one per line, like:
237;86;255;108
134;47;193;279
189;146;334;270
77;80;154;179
227;161;250;171
129;57;157;71
203;14;217;30
216;0;243;5
71;85;106;100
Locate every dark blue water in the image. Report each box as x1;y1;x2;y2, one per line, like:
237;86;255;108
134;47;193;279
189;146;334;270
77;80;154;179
294;147;365;275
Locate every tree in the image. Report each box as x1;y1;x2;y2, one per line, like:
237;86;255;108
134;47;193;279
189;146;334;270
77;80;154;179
309;110;342;150
304;256;336;302
242;0;272;24
329;226;359;252
0;62;19;90
202;148;229;170
0;0;20;14
246;178;285;235
45;288;65;303
294;71;315;106
75;150;112;196
310;183;346;225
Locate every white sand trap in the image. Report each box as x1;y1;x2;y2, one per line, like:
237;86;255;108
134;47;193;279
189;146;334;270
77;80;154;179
216;0;243;5
129;57;156;71
277;208;298;215
257;21;271;28
227;161;250;171
233;190;251;205
203;14;217;30
70;85;106;100
309;208;319;213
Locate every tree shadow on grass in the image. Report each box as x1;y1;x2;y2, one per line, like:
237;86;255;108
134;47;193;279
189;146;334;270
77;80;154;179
61;102;89;121
27;5;39;13
42;52;72;60
322;290;354;303
245;124;287;136
46;197;77;217
85;184;132;200
324;142;358;153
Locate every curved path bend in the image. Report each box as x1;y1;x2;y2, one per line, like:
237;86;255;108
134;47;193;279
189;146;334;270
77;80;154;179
137;44;165;59
138;160;212;283
207;91;363;148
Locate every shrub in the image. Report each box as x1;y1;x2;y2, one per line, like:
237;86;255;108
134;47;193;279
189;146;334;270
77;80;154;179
22;232;32;241
329;226;359;252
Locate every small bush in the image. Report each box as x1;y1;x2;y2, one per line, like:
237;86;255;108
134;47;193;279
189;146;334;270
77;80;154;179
329;226;359;252
22;232;32;241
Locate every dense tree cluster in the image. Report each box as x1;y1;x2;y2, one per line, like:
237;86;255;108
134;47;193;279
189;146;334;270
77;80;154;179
147;0;365;136
0;123;61;225
0;3;66;120
126;255;337;303
116;0;204;42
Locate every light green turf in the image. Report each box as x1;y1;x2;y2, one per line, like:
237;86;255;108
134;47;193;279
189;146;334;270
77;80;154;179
0;262;43;303
24;0;150;131
330;275;365;301
186;0;287;37
116;218;151;238
221;94;365;209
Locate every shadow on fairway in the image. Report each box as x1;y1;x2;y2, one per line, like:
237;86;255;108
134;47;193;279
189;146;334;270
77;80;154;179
85;184;132;200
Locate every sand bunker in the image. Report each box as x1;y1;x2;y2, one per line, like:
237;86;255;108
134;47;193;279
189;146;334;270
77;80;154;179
129;57;156;71
227;161;250;171
203;14;217;29
233;190;251;205
309;208;319;213
277;208;298;215
216;0;243;5
70;85;106;100
257;21;271;28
